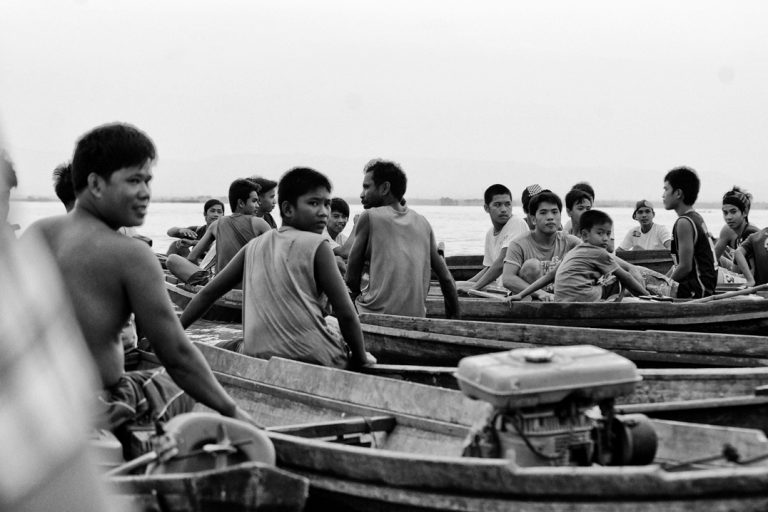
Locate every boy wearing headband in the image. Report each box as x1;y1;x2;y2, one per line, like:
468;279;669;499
715;186;759;271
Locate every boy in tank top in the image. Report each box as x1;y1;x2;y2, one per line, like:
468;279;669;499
181;167;375;369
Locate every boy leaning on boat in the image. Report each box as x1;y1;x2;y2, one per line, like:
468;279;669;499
22;122;257;432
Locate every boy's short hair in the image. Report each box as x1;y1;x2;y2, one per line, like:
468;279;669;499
664;166;700;206
571;181;595;202
203;198;225;215
71;123;156;193
579;209;612;232
52;163;75;206
331;197;350;217
565;188;593;210
521;184;543;214
528;190;562;214
484;184;512;205
278;167;332;219
722;186;752;214
228;179;260;212
364;159;407;200
248;176;277;195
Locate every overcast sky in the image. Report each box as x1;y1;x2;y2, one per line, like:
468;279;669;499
1;0;766;201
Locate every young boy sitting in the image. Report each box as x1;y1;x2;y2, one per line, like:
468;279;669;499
248;176;278;228
733;227;768;287
457;184;528;292
563;188;593;236
509;210;648;302
326;197;350;246
180;167;376;369
662;166;717;298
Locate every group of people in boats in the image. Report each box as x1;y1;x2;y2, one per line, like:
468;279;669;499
2;120;768;465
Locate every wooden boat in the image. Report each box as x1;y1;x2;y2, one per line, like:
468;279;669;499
108;461;309;512
165;275;243;323
444;249;673;281
425;293;768;334
359;313;768;367
175;343;768;511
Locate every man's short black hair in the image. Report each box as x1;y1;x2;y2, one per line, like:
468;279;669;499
278;167;332;219
203;198;225;215
571;181;595;202
664;166;700;206
228;179;260;212
579;209;612;232
248;176;278;194
528;190;562;214
565;188;593;210
52;163;75;207
364;159;407;201
484;184;512;205
72;123;156;192
331;197;350;217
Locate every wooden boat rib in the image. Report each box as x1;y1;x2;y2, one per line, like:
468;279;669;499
182;343;768;511
359;313;768;368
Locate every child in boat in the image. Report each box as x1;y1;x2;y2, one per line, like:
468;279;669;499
616;199;672;252
502;190;582;301
563;188;593;236
166;179;271;285
509;210;648;302
24;122;254;431
456;184;528;293
662;166;717;298
733;227;768;287
714;186;759;271
248;176;278;228
181;167;376;369
325;197;350;246
165;198;225;257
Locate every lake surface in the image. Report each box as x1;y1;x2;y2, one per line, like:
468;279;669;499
9;200;768;256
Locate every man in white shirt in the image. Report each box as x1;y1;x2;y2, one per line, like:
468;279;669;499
617;199;672;252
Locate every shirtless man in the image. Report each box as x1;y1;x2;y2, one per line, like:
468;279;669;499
345;159;459;318
23;122;253;429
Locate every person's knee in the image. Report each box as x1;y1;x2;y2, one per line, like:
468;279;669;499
519;259;542;284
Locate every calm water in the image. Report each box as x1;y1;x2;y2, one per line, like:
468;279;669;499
10;200;768;255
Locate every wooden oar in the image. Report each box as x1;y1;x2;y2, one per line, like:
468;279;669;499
687;284;768;304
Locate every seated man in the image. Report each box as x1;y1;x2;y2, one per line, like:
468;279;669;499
617;199;672;252
456;184;527;292
180;167;376;369
248;176;278;228
510;210;648;302
502;190;582;301
166;179;270;285
23;122;255;432
165;198;225;258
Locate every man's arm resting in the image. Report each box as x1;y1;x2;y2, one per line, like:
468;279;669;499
179;249;245;329
430;238;460;319
345;212;370;298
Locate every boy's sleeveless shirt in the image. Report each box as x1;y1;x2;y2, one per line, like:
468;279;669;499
216;214;259;271
242;227;349;368
356;206;432;317
671;210;717;298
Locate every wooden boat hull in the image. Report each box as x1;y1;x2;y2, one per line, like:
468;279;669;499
165;278;243;323
360;313;768;368
184;344;768;511
425;295;768;335
108;461;309;512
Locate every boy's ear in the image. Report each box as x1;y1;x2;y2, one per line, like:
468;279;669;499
280;200;293;219
483;203;490;214
379;181;391;197
86;172;105;198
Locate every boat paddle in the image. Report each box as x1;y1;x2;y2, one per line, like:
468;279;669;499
687;283;768;304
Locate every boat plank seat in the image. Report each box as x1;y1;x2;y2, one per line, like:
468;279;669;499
269;415;396;445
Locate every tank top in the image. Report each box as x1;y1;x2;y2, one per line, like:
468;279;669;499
241;227;349;367
356;206;432;317
671;210;717;298
215;214;258;271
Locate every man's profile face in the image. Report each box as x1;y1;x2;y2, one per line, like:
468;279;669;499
360;171;384;209
241;191;259;215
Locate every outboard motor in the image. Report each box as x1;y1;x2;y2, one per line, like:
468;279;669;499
456;345;657;467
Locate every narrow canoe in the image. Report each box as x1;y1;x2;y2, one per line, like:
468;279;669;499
425;294;768;334
181;344;768;511
444;249;674;280
107;461;309;512
359;313;768;367
165;276;243;323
